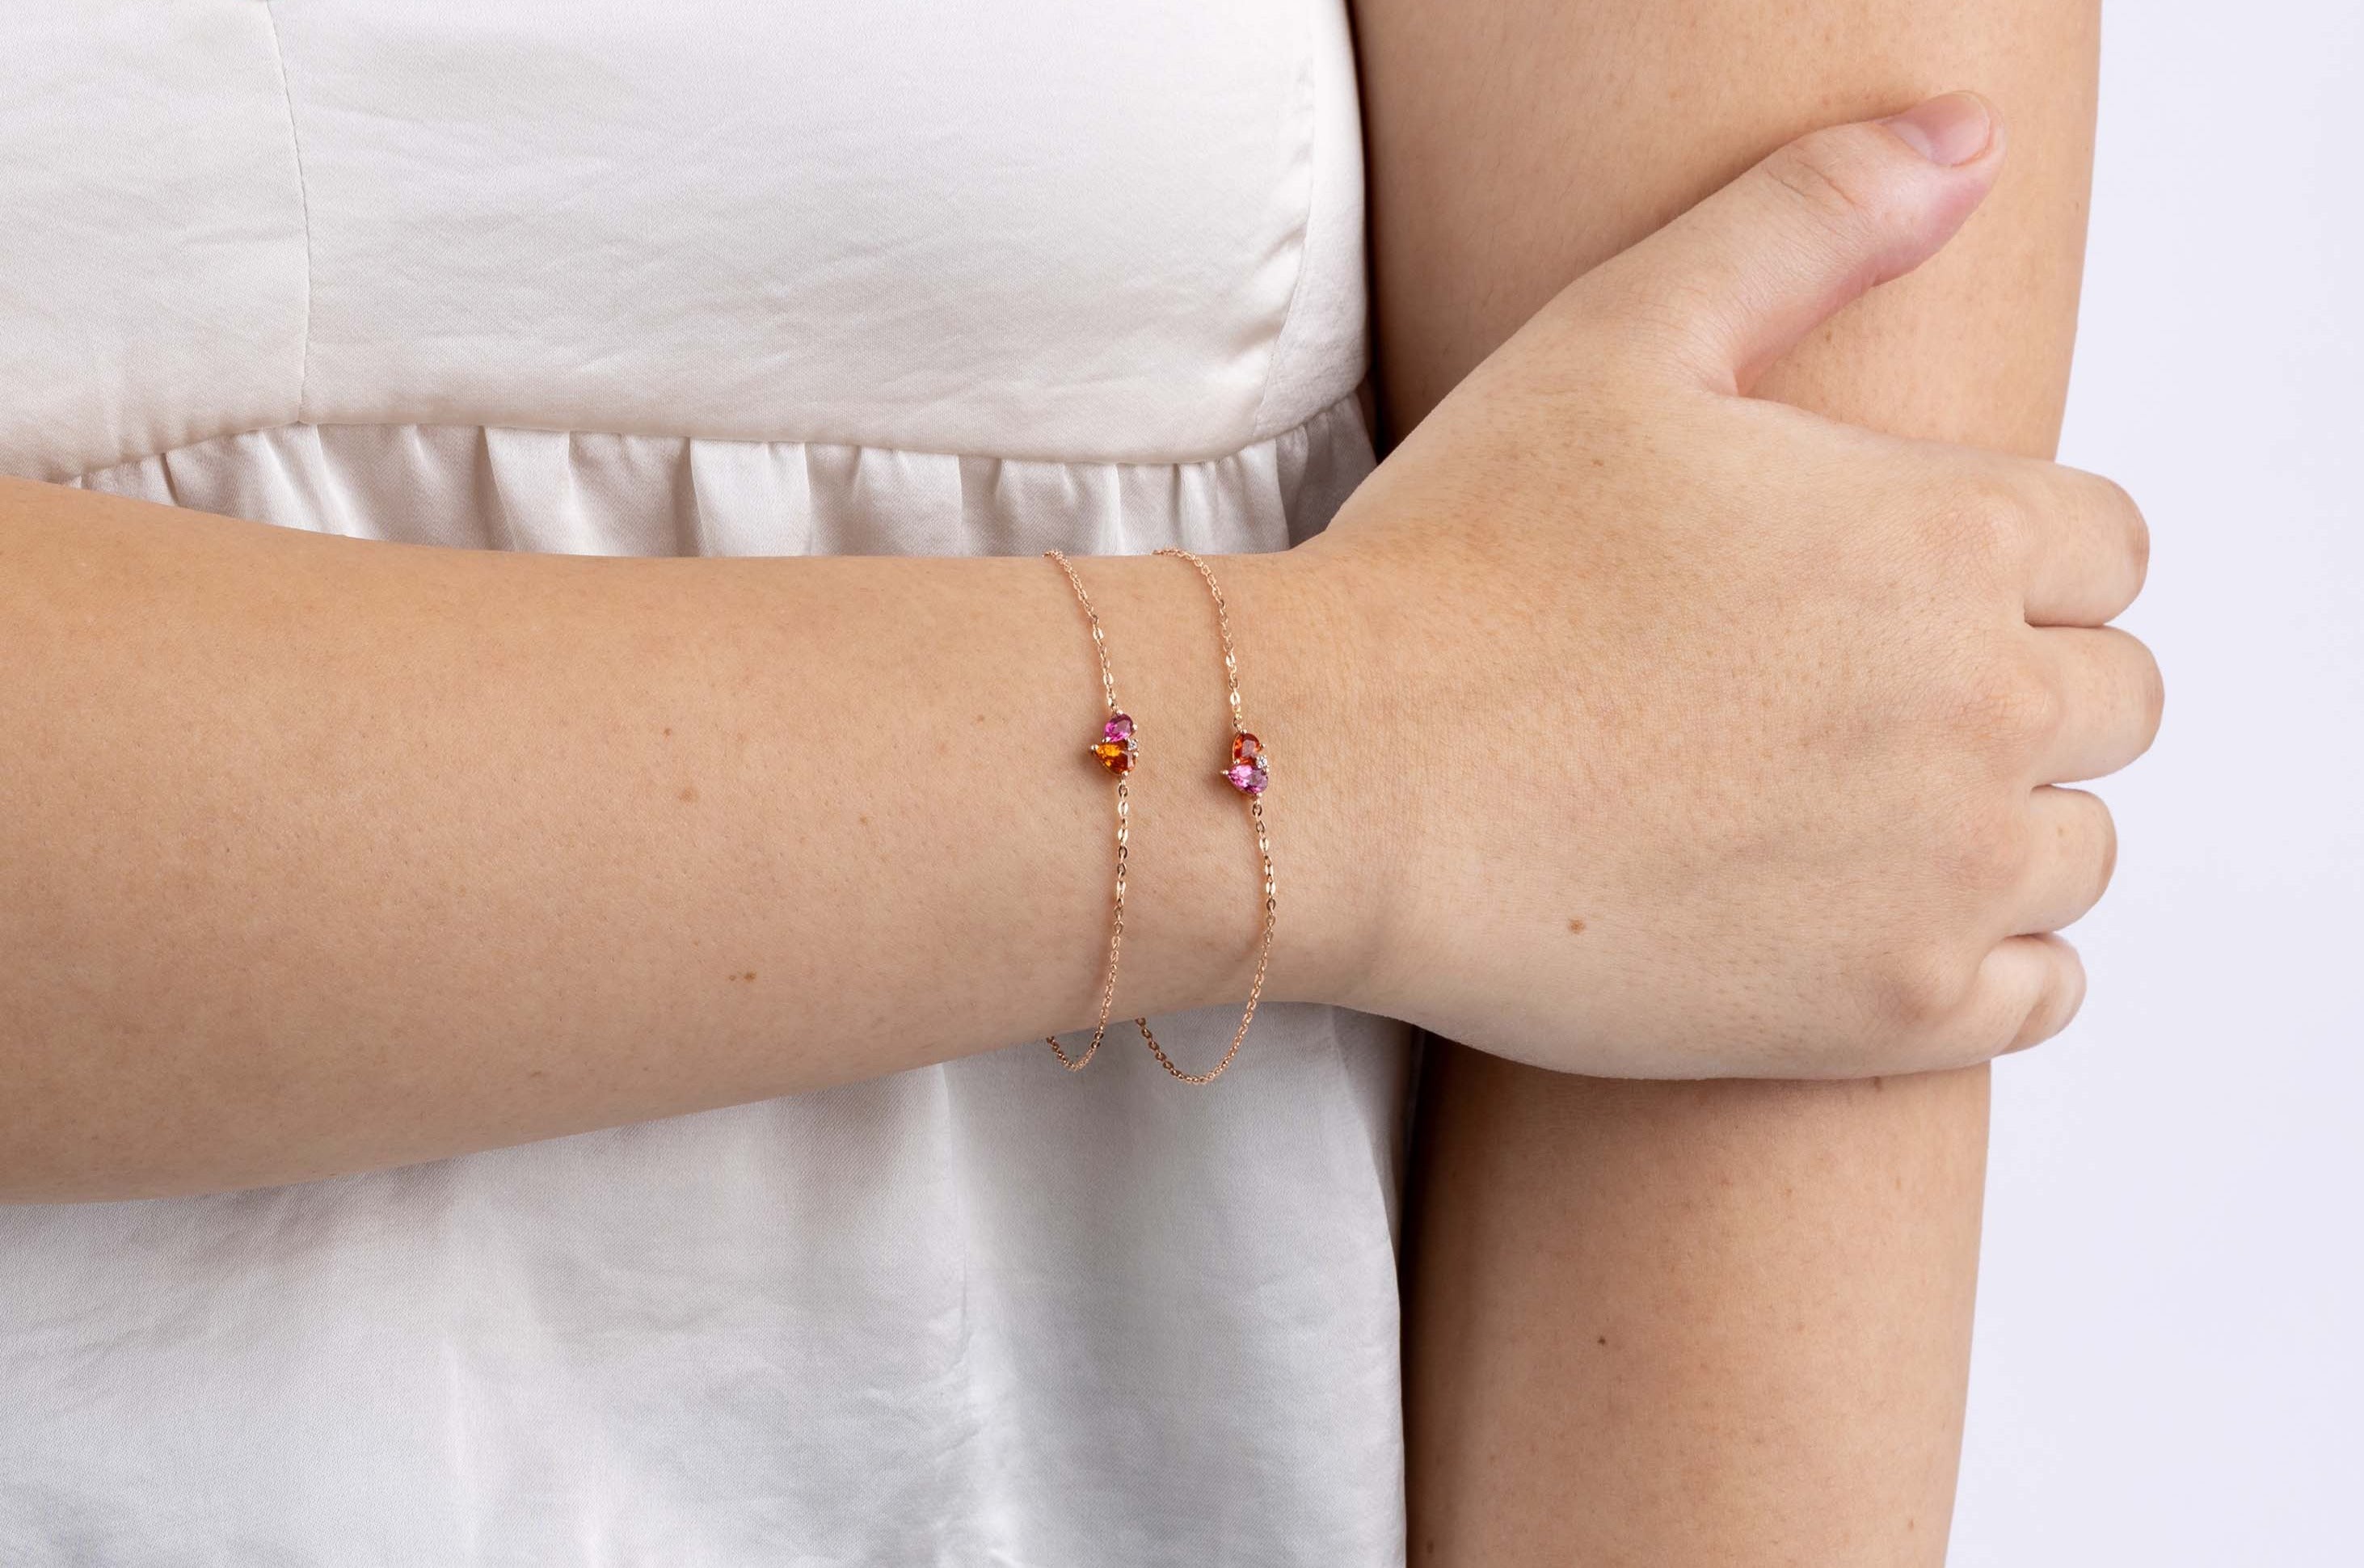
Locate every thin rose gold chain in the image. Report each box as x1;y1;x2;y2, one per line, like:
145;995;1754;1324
1042;550;1155;1070
1150;546;1276;1087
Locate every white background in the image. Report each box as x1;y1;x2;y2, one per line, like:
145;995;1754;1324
1953;5;2361;1562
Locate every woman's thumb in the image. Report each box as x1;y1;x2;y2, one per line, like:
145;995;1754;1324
1582;93;2004;392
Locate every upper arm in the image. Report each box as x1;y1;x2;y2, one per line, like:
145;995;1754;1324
1354;0;2097;455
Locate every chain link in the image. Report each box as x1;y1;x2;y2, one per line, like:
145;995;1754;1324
1148;546;1276;1087
1042;550;1154;1070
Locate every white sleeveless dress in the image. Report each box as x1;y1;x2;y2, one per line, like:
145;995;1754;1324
0;3;1416;1562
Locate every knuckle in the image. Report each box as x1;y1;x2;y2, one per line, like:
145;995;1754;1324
1949;655;2063;757
1762;132;1883;231
1873;941;1977;1035
1938;473;2034;575
1945;797;2030;897
1588;278;1718;373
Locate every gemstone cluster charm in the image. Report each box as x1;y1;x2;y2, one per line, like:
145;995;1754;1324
1089;710;1138;774
1223;731;1268;795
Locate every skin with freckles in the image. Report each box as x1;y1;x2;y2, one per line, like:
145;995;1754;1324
1301;95;2155;1077
1351;0;2113;1560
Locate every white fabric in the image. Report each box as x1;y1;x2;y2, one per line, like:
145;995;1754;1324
0;0;1369;478
0;3;1416;1564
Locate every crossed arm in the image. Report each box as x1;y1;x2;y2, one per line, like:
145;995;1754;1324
1354;1;2099;1560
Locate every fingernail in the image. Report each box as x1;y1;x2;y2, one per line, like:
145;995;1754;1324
1882;92;1995;166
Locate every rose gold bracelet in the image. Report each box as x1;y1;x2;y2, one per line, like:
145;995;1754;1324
1148;546;1275;1087
1042;549;1154;1070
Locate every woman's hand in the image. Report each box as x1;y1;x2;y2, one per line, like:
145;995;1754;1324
1304;95;2160;1077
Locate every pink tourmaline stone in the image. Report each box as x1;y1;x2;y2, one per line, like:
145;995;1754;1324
1104;712;1135;741
1224;761;1269;795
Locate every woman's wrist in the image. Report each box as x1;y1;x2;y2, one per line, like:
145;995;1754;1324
1227;537;1403;1014
1056;541;1397;1023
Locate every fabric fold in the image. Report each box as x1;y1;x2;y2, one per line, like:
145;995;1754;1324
68;391;1375;565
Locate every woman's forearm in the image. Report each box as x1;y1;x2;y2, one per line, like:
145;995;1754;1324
1362;0;2101;1560
0;478;1375;1201
1408;1062;1988;1560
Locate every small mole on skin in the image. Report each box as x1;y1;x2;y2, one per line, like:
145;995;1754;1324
1567;917;1587;935
728;971;757;983
1872;1076;1886;1091
678;785;699;803
663;727;673;737
1596;1335;1609;1347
